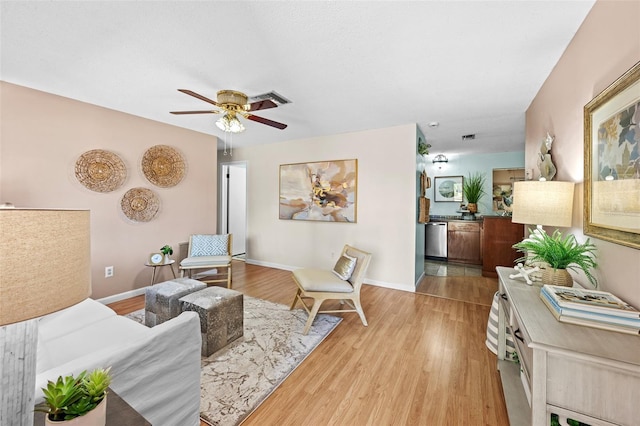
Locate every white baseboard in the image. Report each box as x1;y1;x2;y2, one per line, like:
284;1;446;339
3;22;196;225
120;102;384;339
97;260;416;305
245;258;415;293
96;287;147;305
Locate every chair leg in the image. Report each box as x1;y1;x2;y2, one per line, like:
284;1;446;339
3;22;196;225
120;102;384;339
227;265;232;289
353;297;368;327
290;289;301;310
303;299;323;335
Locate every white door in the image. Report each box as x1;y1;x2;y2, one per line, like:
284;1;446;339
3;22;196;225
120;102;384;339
221;163;247;256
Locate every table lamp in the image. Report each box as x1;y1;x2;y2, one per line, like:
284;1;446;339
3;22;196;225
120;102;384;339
0;208;91;426
511;181;575;279
511;180;575;230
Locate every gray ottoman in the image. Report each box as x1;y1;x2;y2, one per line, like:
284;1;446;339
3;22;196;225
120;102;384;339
179;287;244;356
145;278;207;327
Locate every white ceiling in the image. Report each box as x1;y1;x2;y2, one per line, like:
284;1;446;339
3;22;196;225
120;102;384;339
0;1;595;156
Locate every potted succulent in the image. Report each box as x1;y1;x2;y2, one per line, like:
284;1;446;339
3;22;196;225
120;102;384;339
462;172;486;213
513;229;598;287
160;245;173;263
35;368;111;425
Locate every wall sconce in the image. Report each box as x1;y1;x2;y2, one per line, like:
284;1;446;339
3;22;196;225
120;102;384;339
432;154;448;164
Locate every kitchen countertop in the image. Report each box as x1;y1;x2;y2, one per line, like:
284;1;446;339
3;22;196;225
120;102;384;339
428;215;483;222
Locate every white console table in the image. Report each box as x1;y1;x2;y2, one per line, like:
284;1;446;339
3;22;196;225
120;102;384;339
496;267;640;426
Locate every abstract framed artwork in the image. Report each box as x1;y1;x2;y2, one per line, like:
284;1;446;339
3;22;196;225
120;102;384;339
279;159;357;222
434;176;463;202
584;61;640;249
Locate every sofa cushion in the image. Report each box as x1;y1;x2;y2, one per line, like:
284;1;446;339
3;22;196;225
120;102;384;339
37;310;149;374
38;298;116;340
37;298;117;374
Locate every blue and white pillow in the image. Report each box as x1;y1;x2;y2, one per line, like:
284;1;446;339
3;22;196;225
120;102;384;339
190;234;229;256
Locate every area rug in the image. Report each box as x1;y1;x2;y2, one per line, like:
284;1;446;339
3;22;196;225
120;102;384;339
126;296;341;425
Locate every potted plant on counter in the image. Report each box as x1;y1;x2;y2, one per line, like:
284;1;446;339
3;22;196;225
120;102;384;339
463;172;486;214
35;367;111;425
513;229;598;287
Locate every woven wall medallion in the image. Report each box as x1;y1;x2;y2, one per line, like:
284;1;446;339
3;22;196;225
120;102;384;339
141;145;185;188
120;187;160;222
75;149;126;192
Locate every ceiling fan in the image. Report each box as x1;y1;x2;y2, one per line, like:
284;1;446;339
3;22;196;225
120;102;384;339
170;89;287;132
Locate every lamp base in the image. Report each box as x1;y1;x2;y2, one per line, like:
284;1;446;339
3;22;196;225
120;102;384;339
0;319;37;426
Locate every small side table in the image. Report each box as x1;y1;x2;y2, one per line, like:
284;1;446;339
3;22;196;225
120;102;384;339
145;259;177;285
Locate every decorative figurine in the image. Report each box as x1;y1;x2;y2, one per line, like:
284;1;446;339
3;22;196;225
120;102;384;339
537;132;557;181
509;263;541;286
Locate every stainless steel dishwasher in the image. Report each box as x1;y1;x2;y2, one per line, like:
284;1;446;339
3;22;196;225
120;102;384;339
425;221;447;260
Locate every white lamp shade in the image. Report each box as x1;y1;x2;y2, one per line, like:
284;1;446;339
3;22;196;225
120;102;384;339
0;209;91;325
511;181;575;228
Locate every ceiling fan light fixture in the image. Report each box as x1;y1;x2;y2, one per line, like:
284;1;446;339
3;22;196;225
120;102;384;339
216;113;245;134
229;116;245;133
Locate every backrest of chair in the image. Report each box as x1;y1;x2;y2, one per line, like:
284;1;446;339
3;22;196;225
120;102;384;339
342;245;372;291
187;234;232;257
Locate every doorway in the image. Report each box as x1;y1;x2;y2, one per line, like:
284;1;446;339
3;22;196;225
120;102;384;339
220;162;247;257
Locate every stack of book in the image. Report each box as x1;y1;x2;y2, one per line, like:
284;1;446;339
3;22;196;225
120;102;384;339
540;284;640;335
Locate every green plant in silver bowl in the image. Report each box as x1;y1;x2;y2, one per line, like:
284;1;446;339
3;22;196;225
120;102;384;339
513;229;598;287
35;367;111;421
160;245;173;256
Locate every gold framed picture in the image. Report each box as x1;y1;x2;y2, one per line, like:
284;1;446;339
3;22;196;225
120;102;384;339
584;61;640;250
279;159;357;222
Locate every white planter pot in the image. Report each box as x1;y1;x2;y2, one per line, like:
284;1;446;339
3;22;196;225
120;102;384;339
44;395;107;426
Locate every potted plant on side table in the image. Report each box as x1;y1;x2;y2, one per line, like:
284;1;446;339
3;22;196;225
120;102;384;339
160;245;173;263
36;367;111;425
463;172;486;214
513;229;598;287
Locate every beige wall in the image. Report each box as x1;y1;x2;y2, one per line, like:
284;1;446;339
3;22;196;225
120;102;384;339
226;124;419;292
0;82;218;299
526;0;640;307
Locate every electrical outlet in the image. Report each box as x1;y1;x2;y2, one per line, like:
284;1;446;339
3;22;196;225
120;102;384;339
105;266;114;278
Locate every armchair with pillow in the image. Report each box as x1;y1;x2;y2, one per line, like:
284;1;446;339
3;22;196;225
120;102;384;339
179;234;233;288
290;244;372;335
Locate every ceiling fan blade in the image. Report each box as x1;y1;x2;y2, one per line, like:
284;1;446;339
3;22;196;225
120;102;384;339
246;114;288;130
170;110;219;115
177;89;219;106
246;99;278;112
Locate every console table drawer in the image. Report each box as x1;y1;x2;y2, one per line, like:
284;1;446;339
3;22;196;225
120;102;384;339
546;353;640;425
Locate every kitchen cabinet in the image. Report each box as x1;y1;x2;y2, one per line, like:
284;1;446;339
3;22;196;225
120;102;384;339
482;216;524;278
447;221;481;265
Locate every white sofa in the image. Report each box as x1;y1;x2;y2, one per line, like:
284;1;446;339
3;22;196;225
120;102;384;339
35;298;202;426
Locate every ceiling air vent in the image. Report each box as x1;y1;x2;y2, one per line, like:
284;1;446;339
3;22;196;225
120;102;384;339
250;91;292;105
462;134;476;141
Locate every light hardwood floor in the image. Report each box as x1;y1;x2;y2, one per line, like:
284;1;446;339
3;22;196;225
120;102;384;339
416;260;497;306
108;261;509;425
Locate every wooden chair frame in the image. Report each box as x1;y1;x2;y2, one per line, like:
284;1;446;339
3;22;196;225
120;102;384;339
290;245;372;335
179;234;233;288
